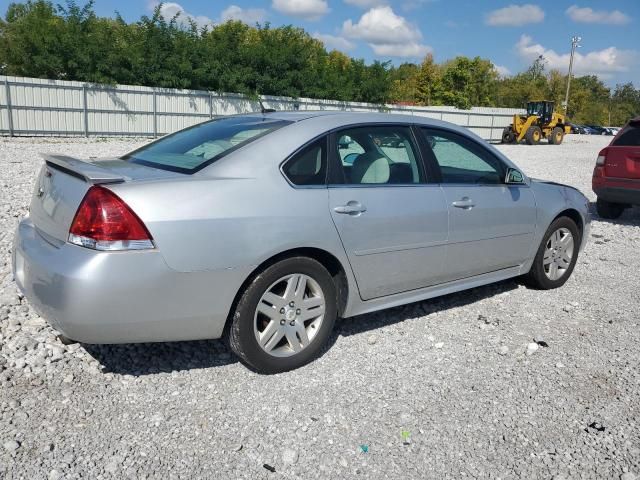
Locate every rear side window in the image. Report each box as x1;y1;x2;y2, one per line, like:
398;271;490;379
122;116;291;173
282;139;327;186
612;124;640;146
332;126;425;185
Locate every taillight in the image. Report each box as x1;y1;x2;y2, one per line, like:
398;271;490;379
68;186;154;251
596;148;607;166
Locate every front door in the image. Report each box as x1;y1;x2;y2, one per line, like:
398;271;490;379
420;128;537;281
328;125;449;300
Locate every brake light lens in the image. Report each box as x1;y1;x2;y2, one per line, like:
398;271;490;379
596;148;607;166
68;186;154;251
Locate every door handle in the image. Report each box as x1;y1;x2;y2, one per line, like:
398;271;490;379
452;197;475;209
334;201;367;215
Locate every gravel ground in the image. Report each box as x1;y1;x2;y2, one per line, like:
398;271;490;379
1;134;639;479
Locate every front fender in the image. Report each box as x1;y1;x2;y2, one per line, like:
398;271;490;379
523;181;590;273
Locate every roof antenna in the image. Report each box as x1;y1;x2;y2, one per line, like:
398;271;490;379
258;98;276;114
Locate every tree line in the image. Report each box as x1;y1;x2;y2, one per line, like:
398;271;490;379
1;1;638;126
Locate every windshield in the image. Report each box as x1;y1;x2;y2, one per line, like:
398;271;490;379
122;116;291;173
527;102;545;116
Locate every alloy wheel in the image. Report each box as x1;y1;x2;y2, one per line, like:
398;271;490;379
253;274;325;357
543;227;574;280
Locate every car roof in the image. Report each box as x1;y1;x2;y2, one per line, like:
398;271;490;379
245;110;452;128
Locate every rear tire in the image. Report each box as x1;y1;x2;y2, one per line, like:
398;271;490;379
596;198;625;219
227;257;337;374
524;216;580;290
549;127;564;145
525;126;542;145
502;128;516;144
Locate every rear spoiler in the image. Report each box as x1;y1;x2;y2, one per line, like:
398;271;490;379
42;154;127;184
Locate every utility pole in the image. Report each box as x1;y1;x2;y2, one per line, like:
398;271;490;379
564;36;581;115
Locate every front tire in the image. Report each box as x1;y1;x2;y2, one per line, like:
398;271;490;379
524;216;580;289
549;127;564;145
596;198;625;219
227;257;337;374
525;126;542;145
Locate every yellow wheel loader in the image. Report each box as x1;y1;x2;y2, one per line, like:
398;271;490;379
501;101;571;145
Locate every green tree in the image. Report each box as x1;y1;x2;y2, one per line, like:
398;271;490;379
0;1;66;78
414;54;440;106
388;62;419;104
610;83;640;126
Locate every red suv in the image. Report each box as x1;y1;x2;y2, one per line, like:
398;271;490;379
592;118;640;219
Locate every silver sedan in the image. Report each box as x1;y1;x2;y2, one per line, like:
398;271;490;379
12;112;590;373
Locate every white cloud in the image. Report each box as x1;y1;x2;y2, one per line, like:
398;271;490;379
220;5;267;24
272;0;329;20
342;5;431;57
566;5;631;25
344;0;387;7
494;65;511;76
152;2;214;29
485;4;545;27
516;34;637;78
373;43;432;57
312;33;356;52
343;6;419;43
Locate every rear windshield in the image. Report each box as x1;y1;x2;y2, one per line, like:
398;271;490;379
122;116;291;173
612;123;640;147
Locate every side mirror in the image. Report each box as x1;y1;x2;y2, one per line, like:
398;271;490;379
505;168;525;185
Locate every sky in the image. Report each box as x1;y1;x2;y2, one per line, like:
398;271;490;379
2;0;639;86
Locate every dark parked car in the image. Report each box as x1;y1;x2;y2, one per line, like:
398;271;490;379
593;118;640;218
586;125;609;135
570;124;590;135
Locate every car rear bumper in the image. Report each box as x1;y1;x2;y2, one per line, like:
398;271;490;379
12;217;249;344
594;185;640;205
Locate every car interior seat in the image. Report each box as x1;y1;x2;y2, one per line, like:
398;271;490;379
351;151;390;184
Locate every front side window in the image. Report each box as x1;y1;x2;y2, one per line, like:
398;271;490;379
333;126;424;185
421;129;505;185
122;116;291;173
282;138;327;186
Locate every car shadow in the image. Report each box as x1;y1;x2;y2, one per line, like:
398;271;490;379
83;338;237;376
85;279;521;376
328;278;520;345
588;202;640;226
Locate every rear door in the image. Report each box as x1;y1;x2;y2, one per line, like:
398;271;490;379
605;122;640;179
328;124;449;300
419;128;536;281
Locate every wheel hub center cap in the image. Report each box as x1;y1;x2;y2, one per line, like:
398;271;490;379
284;309;297;321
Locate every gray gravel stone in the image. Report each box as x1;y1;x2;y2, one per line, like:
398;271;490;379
48;469;62;480
3;440;19;452
282;448;299;464
526;342;539;356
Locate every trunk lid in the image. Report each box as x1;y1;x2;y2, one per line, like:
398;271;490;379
605;122;640;180
29;154;178;243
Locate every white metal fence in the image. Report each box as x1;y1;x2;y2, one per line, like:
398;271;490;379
0;75;522;141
